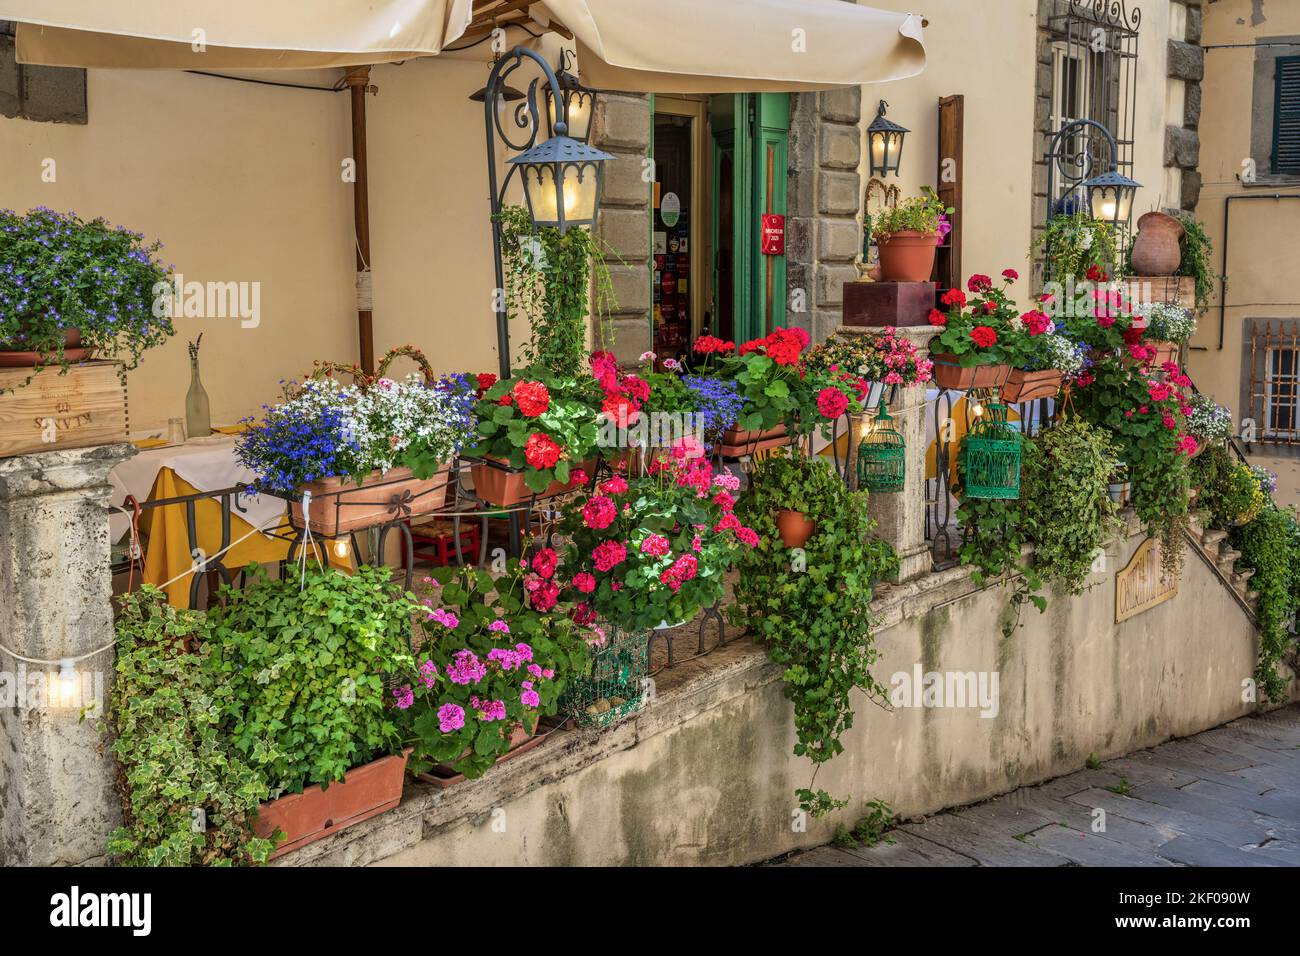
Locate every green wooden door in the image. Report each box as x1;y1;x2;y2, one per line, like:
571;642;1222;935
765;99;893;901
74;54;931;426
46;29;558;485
711;93;789;344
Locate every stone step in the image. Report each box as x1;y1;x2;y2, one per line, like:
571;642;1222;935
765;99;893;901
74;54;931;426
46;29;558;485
1201;529;1228;550
1218;545;1242;563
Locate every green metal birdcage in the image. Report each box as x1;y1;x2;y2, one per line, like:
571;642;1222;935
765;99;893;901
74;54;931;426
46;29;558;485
561;623;649;728
857;401;906;493
962;397;1022;499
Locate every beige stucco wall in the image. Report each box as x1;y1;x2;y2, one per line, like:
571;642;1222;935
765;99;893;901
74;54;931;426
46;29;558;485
858;0;1175;305
1187;0;1300;420
0;51;557;433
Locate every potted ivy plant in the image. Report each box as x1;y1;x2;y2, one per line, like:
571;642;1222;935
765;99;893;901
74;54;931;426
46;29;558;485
0;207;174;387
398;561;592;786
871;187;951;282
204;564;416;859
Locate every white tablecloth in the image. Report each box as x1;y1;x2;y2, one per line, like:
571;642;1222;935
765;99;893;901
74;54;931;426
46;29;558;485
109;437;286;542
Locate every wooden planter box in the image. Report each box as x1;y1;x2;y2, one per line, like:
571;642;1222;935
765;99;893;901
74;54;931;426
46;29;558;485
290;465;450;537
842;281;937;327
255;750;410;860
930;354;1011;392
1001;368;1063;404
0;361;127;458
469;456;594;507
718;424;793;458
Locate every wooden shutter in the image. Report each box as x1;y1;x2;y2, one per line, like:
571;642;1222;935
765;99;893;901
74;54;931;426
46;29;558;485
935;95;963;296
1274;56;1300;175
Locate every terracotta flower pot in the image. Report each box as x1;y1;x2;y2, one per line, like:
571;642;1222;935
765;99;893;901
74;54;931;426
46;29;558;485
1130;211;1184;277
0;327;93;366
290;464;450;536
255;750;410;860
776;509;816;548
876;231;939;283
1001;368;1063;404
719;423;792;458
1150;341;1180;366
470;456;596;507
930;353;1011;391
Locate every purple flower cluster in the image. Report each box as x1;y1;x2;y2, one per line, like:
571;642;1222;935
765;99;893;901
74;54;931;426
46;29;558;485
235;402;357;496
683;375;746;435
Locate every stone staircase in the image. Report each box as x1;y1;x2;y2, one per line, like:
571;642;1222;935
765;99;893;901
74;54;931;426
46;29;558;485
1186;507;1260;617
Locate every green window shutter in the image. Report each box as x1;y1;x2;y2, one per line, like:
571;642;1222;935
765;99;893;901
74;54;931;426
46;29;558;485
1274;56;1300;175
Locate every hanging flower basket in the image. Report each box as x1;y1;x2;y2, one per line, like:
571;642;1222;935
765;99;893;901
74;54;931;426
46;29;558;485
561;624;649;728
962;400;1022;499
930;353;1011;391
1001;368;1063;404
775;509;817;548
857;401;906;493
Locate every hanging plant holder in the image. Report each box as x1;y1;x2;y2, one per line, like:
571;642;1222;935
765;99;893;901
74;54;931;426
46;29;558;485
962;397;1022;499
857;401;906;493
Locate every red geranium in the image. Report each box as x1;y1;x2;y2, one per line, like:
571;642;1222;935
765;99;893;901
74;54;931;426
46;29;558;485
512;380;550;417
927;308;947;327
967;274;993;294
940;287;967;308
523;433;562;470
475;372;497;396
816;386;850;419
970;326;997;348
601;392;640;427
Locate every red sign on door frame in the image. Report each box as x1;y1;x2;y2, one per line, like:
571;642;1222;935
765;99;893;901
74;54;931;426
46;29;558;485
761;214;785;256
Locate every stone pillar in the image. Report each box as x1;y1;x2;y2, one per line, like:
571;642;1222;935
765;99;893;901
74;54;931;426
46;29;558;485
788;88;863;344
0;443;133;865
592;92;653;365
839;326;939;582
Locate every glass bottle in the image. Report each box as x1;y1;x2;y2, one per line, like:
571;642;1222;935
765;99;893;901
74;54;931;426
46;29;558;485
185;337;211;439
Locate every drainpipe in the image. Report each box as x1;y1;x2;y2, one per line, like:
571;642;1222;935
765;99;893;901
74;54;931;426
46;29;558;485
346;66;376;375
1216;193;1300;350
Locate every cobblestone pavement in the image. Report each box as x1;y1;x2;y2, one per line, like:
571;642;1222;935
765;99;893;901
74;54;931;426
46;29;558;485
773;707;1300;867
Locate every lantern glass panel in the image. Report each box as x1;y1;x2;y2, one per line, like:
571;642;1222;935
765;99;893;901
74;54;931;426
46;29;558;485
561;163;600;222
523;163;561;227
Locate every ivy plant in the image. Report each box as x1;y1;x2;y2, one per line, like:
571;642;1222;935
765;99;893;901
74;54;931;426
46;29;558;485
103;588;277;866
1175;213;1217;313
729;449;899;816
204;564;415;796
1034;213;1118;282
1232;505;1300;704
498;204;617;377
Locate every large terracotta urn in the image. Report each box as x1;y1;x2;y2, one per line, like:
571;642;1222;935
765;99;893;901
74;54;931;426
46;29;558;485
1129;211;1184;276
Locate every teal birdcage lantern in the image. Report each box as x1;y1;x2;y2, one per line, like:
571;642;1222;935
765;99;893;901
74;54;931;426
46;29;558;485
857;401;906;493
561;624;649;728
962;397;1022;499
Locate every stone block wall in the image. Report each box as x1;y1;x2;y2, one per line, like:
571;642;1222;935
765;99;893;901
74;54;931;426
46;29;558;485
788;89;863;344
591;92;653;365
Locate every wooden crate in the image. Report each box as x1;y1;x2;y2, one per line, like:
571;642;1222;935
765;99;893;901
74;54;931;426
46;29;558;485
0;361;128;458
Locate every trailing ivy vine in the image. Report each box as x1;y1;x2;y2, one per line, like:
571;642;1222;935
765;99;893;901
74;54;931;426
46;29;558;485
103;588;277;866
730;450;899;817
1175;213;1217;313
498;204;617;376
1231;505;1300;704
1033;213;1118;282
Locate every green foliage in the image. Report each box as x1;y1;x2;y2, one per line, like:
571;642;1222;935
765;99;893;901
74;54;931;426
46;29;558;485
1020;418;1122;595
498;205;616;377
1106;778;1134;796
1193;444;1266;527
0;207;174;391
205;565;414;796
1175;214;1217;312
400;564;591;778
840;799;896;848
1035;213;1118;282
730;449;899;816
104;588;277;866
1085;753;1103;770
871;186;951;237
955;434;1044;630
1231;506;1300;704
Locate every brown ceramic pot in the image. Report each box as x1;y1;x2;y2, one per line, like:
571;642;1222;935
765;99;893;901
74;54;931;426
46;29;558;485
776;509;816;548
1001;368;1063;404
290;465;450;536
415;720;551;789
876;231;939;282
470;456;595;507
0;328;93;366
1130;211;1184;276
256;749;410;860
930;353;1012;391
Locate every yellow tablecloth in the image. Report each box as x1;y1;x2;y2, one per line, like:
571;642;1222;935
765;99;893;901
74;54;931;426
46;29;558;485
139;469;350;607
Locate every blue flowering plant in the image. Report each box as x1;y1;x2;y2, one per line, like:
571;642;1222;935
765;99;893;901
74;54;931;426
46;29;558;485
0;207;173;388
237;372;477;495
683;374;746;444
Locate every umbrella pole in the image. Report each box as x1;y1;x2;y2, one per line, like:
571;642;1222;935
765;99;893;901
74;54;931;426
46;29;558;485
346;66;375;375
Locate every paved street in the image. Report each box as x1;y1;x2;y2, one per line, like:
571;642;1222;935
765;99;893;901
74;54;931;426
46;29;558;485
775;707;1300;867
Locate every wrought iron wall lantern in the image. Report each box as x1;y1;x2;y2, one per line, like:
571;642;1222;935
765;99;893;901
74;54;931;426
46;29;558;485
544;49;596;144
857;400;906;493
1045;118;1140;230
866;100;908;178
481;45;612;380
